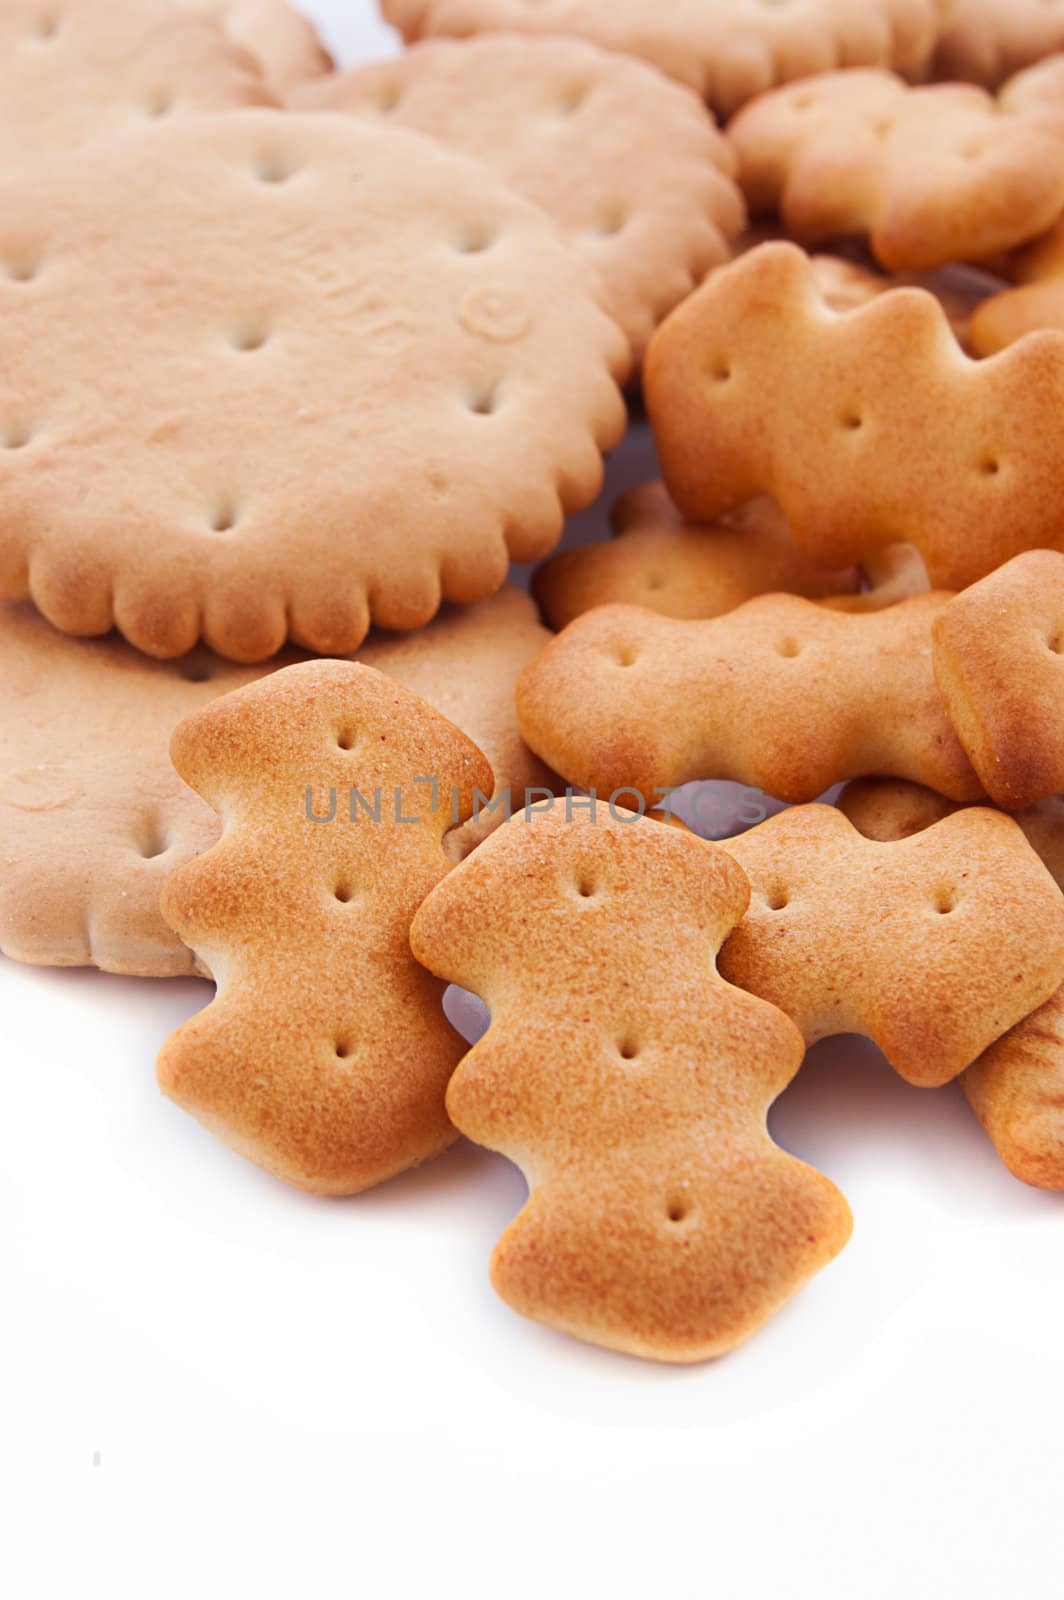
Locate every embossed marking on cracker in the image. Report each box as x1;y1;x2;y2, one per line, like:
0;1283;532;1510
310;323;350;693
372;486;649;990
292;34;745;363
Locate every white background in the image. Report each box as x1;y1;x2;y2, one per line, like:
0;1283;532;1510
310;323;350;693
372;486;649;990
4;6;1062;1597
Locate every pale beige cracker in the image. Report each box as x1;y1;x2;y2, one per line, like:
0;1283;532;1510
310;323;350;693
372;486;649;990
292;34;745;363
0;111;627;661
516;593;982;806
0;588;554;976
157;661;493;1195
728;70;1064;272
645;242;1064;590
718;803;1064;1086
410;805;852;1363
184;0;331;91
0;0;272;159
380;0;940;119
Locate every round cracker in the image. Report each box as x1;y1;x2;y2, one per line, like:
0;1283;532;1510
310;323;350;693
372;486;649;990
380;0;940;119
0;0;271;158
0;109;628;661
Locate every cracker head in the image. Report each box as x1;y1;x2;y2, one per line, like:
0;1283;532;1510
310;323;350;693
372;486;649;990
411;802;752;1002
158;661;493;1195
411;806;852;1363
167;660;491;834
719;803;1064;1085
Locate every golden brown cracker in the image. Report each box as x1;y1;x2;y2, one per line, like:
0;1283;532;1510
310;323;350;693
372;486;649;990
516;594;981;805
718;803;1064;1085
157;661;493;1195
729;70;1064;271
410;805;853;1362
645;242;1064;589
932;550;1064;809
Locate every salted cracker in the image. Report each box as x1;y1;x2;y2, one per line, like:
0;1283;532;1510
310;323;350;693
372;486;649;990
838;778;1064;888
932;550;1064;809
964;64;1064;361
183;0;331;91
933;3;1064;87
838;776;1064;1189
531;479;930;630
968;221;1064;354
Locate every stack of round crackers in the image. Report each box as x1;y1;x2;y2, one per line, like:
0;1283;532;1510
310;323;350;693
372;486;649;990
5;0;1064;1365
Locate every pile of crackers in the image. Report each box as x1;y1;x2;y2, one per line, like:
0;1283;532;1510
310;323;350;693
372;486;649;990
4;0;1064;1364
